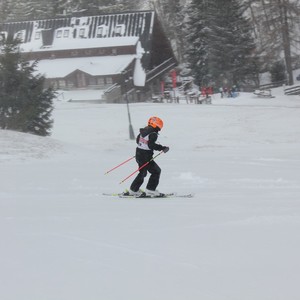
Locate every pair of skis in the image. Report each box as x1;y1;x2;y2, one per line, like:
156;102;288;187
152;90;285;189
103;192;194;199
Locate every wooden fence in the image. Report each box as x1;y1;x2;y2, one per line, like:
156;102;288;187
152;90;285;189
284;85;300;96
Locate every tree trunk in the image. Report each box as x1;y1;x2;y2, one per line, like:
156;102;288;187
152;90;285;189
278;0;294;85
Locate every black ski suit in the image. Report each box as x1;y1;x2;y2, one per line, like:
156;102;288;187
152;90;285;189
130;126;166;192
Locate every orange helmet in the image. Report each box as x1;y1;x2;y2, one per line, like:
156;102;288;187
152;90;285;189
148;116;163;130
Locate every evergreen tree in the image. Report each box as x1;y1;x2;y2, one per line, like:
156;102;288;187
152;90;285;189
117;0;139;11
0;0;11;22
31;0;56;19
48;0;67;16
186;0;256;88
5;0;26;20
0;37;55;136
185;0;214;86
270;60;286;83
213;0;257;86
83;0;101;14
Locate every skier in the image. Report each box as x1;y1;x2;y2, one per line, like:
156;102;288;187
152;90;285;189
126;116;169;197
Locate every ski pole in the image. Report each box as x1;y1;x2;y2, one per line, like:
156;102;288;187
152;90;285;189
119;151;164;184
104;155;135;175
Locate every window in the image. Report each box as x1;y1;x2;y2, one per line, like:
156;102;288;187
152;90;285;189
59;80;66;88
63;29;70;38
97;77;105;87
56;30;62;38
14;30;26;42
89;77;97;86
97;27;104;36
97;25;107;37
71;17;76;26
66;80;74;87
35;32;41;40
79;28;86;38
106;77;113;85
115;24;125;36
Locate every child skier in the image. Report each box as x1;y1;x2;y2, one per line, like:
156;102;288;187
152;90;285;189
126;116;169;197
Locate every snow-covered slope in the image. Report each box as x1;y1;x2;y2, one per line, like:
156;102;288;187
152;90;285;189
1;89;300;300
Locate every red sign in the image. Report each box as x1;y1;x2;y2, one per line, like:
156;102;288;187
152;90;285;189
161;81;165;94
171;70;177;88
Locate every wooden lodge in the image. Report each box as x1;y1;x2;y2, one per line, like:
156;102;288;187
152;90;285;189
0;10;177;103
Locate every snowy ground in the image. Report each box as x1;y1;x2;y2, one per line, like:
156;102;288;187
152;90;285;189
1;88;300;300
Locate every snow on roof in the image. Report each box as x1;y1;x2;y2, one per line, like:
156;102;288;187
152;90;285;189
35;55;136;78
55;89;105;102
21;36;139;52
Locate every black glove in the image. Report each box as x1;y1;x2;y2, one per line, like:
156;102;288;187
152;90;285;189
162;146;169;153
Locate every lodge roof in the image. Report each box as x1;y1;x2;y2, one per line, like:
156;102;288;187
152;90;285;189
0;11;156;54
35;55;136;78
